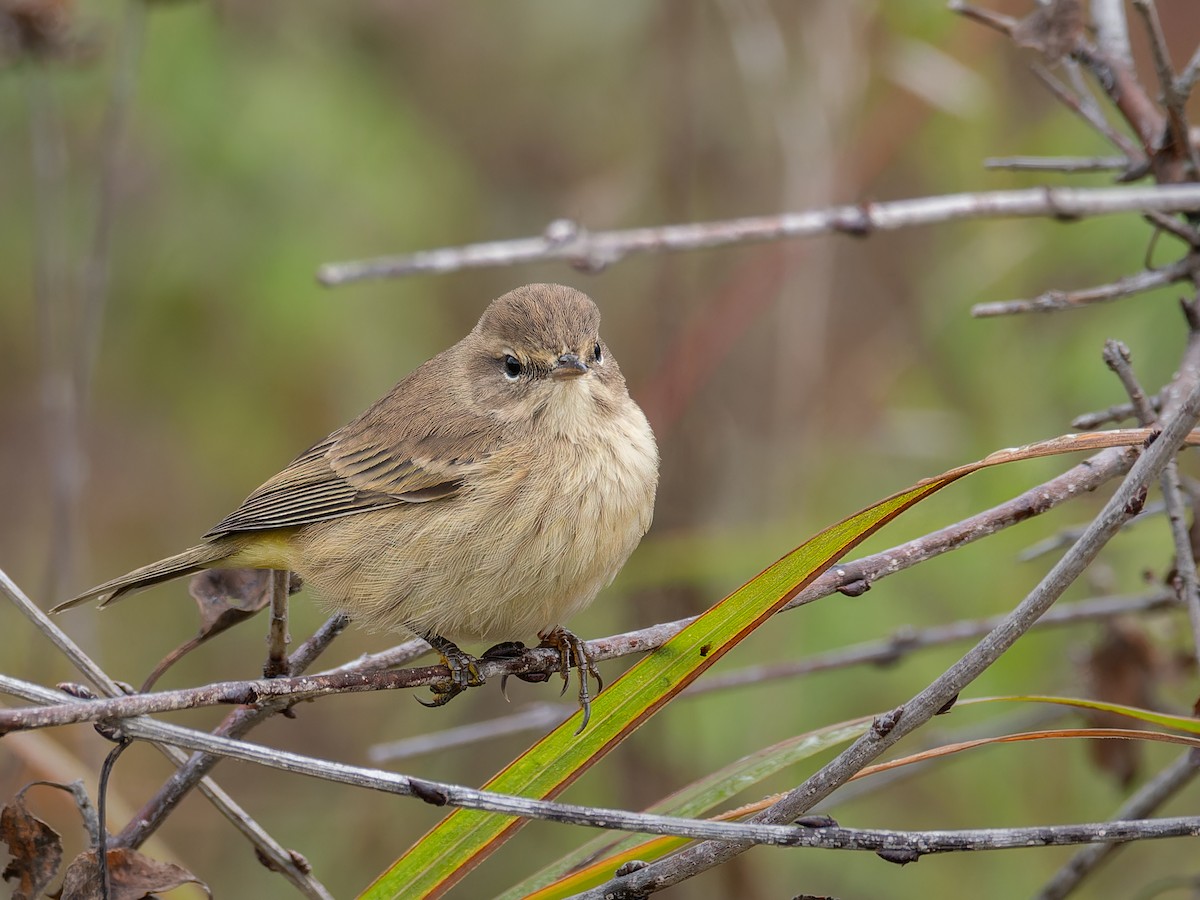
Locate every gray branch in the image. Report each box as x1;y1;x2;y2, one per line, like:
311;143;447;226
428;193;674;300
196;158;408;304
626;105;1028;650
972;254;1200;317
317;186;1200;284
2;672;1197;858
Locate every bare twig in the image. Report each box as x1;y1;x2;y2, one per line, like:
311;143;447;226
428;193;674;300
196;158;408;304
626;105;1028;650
372;590;1177;760
1104;339;1200;664
1091;0;1134;71
1035;749;1200;899
1131;0;1200;177
1028;63;1144;160
698;589;1180;695
1073;395;1162;430
368;703;573;763
583;376;1200;898
0;568;334;900
118;613;351;849
946;1;1014;35
264;570;291;678
1017;500;1164;562
1176;45;1200;98
5;673;1199;857
1143;210;1200;247
971;254;1200;317
316;186;1200;284
983;155;1129;173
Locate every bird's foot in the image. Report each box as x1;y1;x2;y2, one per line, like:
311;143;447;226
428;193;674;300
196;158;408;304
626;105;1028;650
537;626;602;733
481;641;542;702
418;635;484;708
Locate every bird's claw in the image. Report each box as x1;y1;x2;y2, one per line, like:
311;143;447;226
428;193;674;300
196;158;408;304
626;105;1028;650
418;635;484;708
537;626;602;733
482;641;548;701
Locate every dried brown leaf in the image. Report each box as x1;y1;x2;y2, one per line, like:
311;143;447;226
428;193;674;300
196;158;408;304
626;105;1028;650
1;790;63;899
59;847;210;900
141;569;298;690
1011;0;1085;62
1083;618;1160;786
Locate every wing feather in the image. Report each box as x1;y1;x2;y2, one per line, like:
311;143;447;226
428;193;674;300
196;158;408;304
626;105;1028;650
205;356;506;537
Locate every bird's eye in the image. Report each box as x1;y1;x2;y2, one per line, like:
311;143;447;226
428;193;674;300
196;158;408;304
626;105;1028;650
503;355;523;380
593;342;603;363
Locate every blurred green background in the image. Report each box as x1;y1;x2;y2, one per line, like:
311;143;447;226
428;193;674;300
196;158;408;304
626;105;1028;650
3;1;1200;897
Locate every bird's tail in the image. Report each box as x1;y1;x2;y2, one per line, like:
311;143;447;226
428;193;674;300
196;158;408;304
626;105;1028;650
52;542;232;612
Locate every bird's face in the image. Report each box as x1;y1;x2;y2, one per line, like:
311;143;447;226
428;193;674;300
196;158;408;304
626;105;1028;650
461;284;630;433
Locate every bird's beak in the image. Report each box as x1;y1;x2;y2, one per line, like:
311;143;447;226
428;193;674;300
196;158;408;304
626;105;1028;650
551;353;589;379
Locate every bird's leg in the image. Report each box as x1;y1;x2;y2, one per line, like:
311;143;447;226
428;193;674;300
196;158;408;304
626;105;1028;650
537;626;602;733
418;634;484;708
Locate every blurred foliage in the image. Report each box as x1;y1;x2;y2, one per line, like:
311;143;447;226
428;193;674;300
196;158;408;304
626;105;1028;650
2;0;1200;897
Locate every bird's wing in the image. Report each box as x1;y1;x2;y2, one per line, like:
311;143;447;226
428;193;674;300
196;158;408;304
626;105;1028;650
205;359;504;536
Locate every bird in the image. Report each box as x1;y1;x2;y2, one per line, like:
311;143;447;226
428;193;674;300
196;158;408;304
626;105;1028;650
55;283;659;725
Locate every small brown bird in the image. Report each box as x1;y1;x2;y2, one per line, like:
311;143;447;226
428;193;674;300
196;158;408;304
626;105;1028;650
55;284;659;721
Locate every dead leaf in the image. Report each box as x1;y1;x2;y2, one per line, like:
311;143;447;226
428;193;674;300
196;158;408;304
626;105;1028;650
1011;0;1084;62
1;790;63;899
141;569;300;690
1083;617;1160;787
59;847;210;900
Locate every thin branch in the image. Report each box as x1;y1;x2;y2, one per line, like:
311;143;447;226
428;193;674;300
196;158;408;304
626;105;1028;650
1176;45;1200;98
368;703;573;763
1091;0;1134;72
1131;0;1200;177
946;1;1014;35
584;376;1200;898
1143;210;1200;248
117;613;351;850
1103;338;1200;663
971;254;1199;317
1017;500;1165;562
263;570;291;678
1035;749;1200;899
1073;395;1162;429
4;673;1198;857
0;569;334;900
315;186;1200;284
696;589;1180;695
368;591;1177;761
1028;62;1144;160
983;155;1130;173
